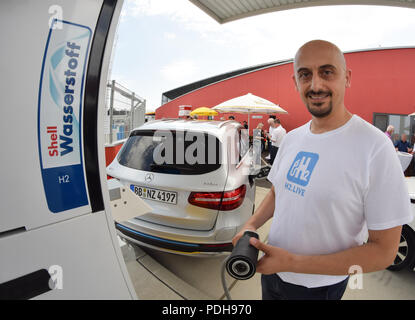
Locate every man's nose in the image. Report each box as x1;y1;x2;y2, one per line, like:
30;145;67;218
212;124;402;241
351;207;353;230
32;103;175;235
310;74;324;92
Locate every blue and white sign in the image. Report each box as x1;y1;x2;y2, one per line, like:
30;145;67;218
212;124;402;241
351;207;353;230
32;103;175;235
38;19;91;213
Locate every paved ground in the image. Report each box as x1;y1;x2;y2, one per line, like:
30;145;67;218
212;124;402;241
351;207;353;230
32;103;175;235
121;180;415;300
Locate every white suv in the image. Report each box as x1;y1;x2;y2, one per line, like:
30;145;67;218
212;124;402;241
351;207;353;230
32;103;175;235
107;119;256;255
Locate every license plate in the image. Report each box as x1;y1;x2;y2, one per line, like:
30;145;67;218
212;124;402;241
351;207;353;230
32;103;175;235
130;185;177;205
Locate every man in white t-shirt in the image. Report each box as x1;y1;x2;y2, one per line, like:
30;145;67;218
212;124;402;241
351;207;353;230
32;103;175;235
266;118;276;157
269;119;286;164
232;40;413;300
267;118;277;163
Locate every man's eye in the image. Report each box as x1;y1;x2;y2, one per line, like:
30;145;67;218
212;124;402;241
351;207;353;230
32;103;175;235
322;70;334;77
299;72;310;79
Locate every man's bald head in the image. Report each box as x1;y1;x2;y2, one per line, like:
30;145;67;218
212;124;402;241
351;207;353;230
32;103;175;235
294;40;347;71
294;40;347;73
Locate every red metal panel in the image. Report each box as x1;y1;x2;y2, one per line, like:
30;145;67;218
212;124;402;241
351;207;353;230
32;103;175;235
156;48;415;134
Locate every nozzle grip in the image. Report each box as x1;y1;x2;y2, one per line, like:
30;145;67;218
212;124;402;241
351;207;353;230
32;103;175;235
226;231;259;280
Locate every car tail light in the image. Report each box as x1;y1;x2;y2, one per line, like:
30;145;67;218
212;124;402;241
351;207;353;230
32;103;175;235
188;185;246;211
220;185;246;211
106;174;120;181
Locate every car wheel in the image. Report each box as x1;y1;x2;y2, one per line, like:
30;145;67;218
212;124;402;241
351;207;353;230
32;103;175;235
387;225;415;271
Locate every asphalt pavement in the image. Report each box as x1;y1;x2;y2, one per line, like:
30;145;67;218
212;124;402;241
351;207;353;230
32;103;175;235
120;182;415;300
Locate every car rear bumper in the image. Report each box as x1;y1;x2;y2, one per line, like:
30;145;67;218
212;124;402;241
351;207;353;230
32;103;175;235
115;223;233;254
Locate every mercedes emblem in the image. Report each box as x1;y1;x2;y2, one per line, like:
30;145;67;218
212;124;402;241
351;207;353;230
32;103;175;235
145;173;154;183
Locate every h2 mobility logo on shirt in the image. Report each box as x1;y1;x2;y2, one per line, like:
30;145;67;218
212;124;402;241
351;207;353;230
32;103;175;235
285;152;319;197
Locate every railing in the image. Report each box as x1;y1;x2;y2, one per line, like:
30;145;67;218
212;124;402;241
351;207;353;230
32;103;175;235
105;80;146;144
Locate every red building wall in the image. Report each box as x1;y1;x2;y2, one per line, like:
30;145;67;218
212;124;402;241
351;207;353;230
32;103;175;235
156;48;415;134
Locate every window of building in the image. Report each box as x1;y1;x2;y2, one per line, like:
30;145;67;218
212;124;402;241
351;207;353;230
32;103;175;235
373;112;414;143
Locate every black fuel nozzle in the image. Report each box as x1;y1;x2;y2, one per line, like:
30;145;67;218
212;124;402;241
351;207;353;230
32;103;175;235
226;230;259;280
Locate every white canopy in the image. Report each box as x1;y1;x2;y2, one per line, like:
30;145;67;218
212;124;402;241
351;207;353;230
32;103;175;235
212;93;288;115
189;0;415;24
212;93;288;130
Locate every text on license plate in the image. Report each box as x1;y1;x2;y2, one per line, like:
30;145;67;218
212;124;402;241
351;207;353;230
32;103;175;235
130;185;177;205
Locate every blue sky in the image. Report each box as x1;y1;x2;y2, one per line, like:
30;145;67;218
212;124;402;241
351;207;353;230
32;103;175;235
109;0;415;112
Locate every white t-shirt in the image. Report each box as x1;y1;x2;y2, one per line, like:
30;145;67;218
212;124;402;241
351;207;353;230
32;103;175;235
268;125;275;138
271;125;286;147
267;115;413;288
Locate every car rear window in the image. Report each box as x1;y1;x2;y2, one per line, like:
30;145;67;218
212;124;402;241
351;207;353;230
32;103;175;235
118;130;222;175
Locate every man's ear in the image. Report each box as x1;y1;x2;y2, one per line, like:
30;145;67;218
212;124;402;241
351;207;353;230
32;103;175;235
345;69;352;88
292;74;299;91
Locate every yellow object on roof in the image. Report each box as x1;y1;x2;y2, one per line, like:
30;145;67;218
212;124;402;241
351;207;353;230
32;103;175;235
190;107;219;116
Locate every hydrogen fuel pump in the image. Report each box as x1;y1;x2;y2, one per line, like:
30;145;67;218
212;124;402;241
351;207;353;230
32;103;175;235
0;0;138;299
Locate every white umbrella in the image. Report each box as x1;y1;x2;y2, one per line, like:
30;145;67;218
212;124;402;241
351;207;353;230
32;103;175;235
212;93;288;130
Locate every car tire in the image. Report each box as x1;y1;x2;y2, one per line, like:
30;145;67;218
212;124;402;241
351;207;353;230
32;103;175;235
387;225;415;272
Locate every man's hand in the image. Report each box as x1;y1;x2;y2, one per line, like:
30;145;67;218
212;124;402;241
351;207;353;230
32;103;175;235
249;237;294;274
248;226;403;276
232;226;256;247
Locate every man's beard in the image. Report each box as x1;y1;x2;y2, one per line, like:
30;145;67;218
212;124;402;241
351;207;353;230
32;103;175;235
305;91;333;118
307;101;333;118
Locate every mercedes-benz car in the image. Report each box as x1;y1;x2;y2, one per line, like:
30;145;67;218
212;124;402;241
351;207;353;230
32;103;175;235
107;119;256;255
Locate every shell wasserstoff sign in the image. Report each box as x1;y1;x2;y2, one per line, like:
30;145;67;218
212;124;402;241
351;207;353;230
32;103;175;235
37;19;91;213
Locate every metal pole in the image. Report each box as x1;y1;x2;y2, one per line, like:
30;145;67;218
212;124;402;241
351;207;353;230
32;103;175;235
109;80;115;144
131;92;135;136
249;111;252;147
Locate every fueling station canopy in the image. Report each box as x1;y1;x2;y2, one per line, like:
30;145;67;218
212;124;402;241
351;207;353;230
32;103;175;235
189;0;415;24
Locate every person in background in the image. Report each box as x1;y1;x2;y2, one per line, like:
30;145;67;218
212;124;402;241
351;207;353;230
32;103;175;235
267;118;277;163
229;115;235;120
266;115;277;151
254;122;266;152
269;119;286;164
243;121;249;130
385;125;394;141
395;133;413;153
392;133;399;145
